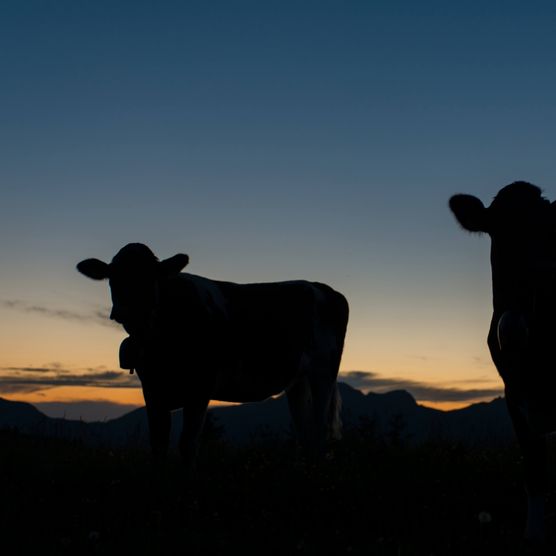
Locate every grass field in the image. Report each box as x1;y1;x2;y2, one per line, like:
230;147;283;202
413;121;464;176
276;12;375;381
1;426;555;555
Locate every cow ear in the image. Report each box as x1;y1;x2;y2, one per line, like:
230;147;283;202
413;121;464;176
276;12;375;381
449;194;489;233
158;254;189;276
77;258;110;280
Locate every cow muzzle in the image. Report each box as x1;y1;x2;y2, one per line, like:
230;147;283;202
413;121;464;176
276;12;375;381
497;310;529;352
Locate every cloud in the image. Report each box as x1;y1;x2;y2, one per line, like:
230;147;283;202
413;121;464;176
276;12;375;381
1;299;118;329
0;365;139;394
2;362;73;375
0;364;503;404
341;370;502;403
2;366;60;373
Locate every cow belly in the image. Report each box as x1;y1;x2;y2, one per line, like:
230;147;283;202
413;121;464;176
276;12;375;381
211;361;300;403
136;360;298;408
136;368;193;410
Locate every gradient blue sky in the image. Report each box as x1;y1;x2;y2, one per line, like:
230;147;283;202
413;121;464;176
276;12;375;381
1;1;556;419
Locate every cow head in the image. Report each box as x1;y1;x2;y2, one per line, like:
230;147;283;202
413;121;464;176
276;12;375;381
77;243;189;335
450;182;556;314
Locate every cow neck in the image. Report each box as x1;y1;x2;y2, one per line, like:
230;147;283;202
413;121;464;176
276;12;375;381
490;243;556;321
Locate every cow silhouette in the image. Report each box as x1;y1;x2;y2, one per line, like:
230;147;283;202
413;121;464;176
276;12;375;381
450;181;556;542
77;243;349;468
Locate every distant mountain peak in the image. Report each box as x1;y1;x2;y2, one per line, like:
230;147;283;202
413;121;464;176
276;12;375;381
0;396;44;413
0;397;47;429
366;389;417;406
0;385;513;447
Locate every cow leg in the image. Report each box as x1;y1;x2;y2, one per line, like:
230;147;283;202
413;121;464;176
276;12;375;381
286;376;313;451
328;381;342;441
506;397;547;543
179;397;209;473
146;403;171;464
309;372;336;458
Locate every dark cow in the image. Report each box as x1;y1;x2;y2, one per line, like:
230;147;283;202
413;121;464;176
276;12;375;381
450;181;556;542
77;243;349;467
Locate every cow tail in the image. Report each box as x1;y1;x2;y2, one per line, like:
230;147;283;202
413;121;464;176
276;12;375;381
327;290;348;442
333;291;348;441
330;290;349;379
329;381;343;441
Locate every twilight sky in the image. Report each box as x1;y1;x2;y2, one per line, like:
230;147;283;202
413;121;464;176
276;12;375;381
1;0;556;420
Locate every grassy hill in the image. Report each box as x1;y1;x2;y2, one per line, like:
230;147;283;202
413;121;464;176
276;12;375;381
1;423;555;555
2;385;553;554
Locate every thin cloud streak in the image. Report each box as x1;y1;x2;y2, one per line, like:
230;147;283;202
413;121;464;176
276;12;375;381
0;365;139;394
2;366;62;373
342;371;503;403
1;299;118;329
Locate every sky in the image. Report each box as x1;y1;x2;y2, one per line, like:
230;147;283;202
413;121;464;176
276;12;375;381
1;0;556;420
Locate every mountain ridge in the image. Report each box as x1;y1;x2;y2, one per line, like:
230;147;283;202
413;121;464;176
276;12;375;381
0;382;514;447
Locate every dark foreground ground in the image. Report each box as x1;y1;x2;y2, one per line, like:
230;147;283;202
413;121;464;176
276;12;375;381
1;427;555;556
